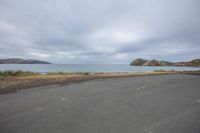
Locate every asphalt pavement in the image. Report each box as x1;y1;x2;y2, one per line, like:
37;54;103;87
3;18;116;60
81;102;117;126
0;74;200;133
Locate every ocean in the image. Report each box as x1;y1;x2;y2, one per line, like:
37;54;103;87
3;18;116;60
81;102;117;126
0;64;199;73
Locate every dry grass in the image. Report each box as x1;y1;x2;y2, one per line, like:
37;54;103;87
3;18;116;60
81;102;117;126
0;70;199;95
0;70;91;76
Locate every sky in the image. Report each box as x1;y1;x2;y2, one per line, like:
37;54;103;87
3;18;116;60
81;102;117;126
0;0;200;64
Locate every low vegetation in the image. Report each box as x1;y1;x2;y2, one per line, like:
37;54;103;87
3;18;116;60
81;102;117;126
0;70;91;76
154;69;175;72
0;70;199;95
47;72;90;75
0;70;39;76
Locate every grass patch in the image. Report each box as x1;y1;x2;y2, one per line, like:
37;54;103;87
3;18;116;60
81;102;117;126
154;69;175;72
0;70;40;76
154;70;168;72
46;72;90;75
0;71;91;76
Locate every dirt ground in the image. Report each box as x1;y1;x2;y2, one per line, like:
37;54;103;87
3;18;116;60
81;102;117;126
0;71;198;95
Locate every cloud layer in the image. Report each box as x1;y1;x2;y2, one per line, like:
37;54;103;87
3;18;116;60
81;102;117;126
0;0;200;64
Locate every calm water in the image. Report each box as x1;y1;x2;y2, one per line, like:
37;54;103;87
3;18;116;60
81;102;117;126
0;64;199;73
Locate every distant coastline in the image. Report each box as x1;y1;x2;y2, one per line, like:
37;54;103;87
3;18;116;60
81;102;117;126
0;58;51;64
130;58;200;67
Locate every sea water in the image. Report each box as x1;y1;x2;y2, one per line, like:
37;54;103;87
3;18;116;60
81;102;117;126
0;64;199;73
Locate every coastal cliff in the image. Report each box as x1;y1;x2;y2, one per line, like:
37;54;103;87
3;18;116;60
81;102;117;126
0;58;50;64
130;58;200;66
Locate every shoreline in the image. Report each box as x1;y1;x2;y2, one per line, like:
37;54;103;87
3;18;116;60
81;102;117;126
0;70;199;95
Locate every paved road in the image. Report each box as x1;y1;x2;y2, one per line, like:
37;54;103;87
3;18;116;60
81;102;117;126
0;74;200;133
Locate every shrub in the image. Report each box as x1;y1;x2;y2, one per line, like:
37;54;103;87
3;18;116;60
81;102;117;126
0;70;39;76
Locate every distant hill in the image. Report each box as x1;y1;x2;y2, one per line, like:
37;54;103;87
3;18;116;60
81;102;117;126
0;58;51;64
130;58;200;67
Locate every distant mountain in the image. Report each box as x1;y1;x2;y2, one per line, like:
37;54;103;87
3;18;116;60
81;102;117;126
0;58;51;64
130;58;200;67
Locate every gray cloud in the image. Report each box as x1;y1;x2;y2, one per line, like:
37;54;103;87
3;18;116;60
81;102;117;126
0;0;200;64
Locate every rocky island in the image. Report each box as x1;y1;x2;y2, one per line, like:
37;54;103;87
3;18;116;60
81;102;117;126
130;58;200;67
0;58;50;64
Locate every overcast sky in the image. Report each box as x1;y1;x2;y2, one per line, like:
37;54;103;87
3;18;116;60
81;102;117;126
0;0;200;64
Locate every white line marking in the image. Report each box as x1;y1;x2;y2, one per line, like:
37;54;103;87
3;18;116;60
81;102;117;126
136;88;141;90
196;99;200;102
136;86;145;90
61;98;66;101
36;107;43;111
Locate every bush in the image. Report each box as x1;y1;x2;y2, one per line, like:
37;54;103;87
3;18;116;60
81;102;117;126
83;72;90;75
0;70;39;76
0;71;91;76
154;70;167;72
